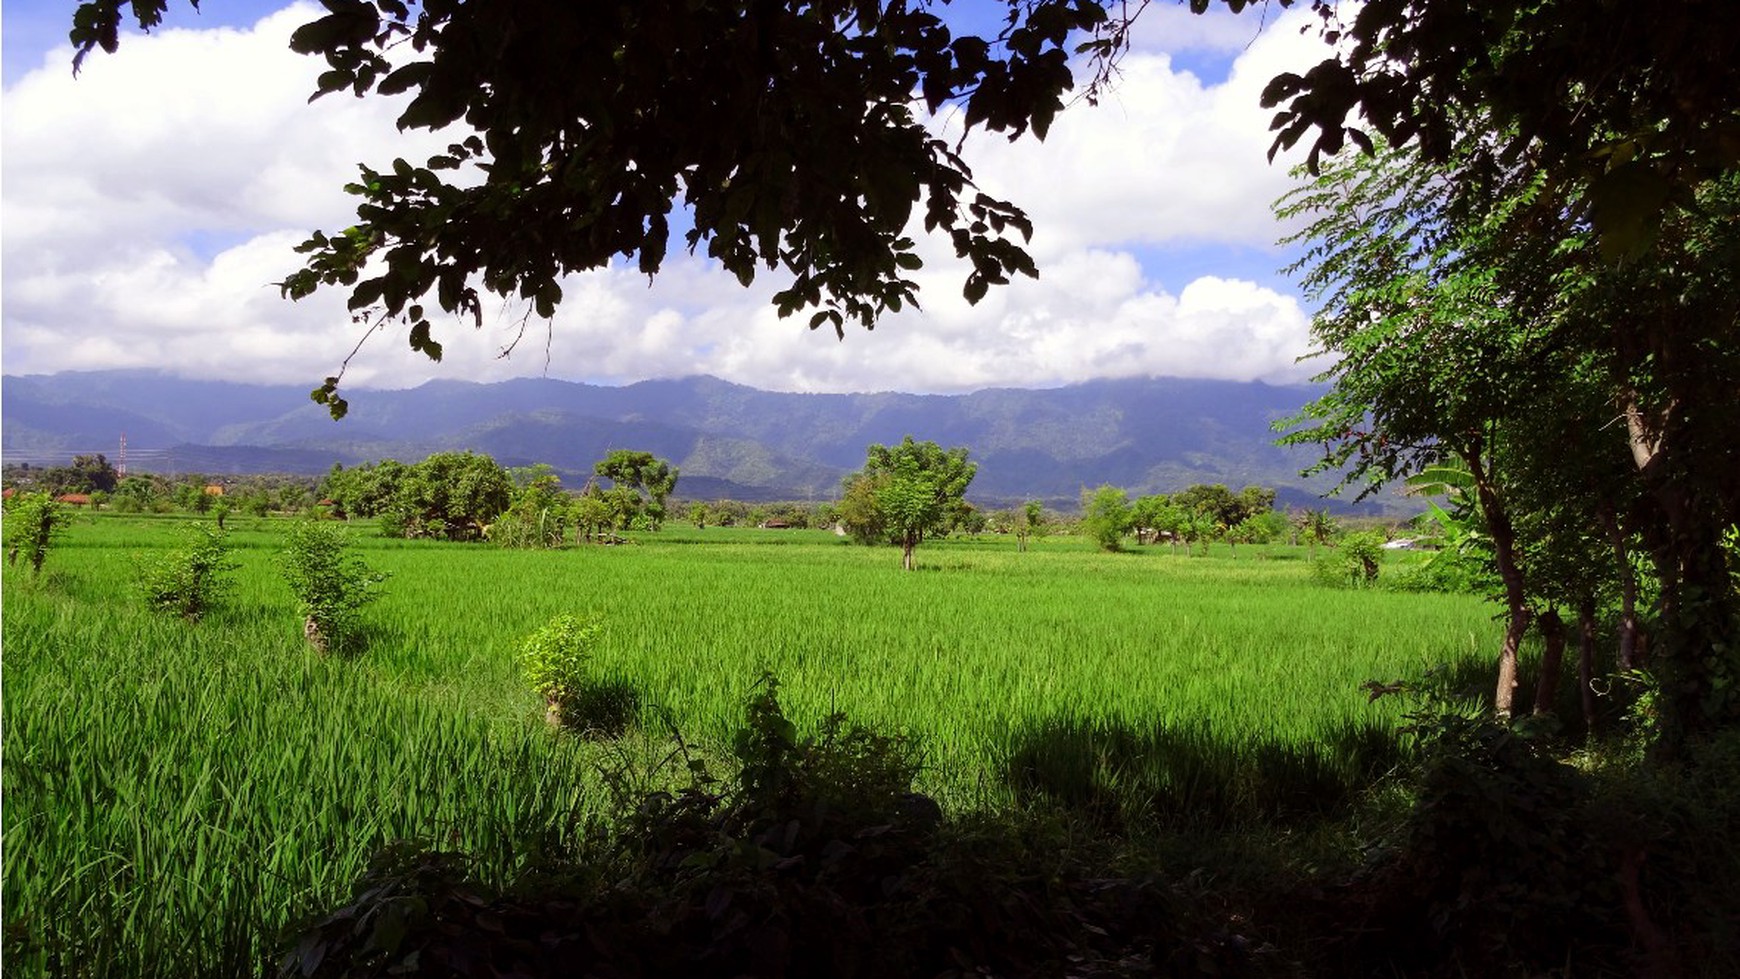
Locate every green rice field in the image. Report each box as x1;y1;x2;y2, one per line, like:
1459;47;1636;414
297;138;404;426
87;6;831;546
2;514;1503;977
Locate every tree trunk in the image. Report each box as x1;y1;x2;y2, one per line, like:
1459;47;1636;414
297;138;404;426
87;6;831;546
901;536;915;571
1578;598;1599;735
1465;447;1531;718
1533;609;1566;716
1600;507;1643;670
304;615;329;656
1624;394;1740;737
1653;507;1738;735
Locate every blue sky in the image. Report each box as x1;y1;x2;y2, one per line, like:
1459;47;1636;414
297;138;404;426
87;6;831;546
1;1;1331;394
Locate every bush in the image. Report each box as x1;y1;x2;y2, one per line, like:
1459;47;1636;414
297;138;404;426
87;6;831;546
730;673;922;831
376;509;408;539
491;499;569;549
1340;530;1385;583
1312;530;1387;588
139;523;237;621
3;492;66;574
518;613;608;727
1389;547;1488;593
280;521;389;655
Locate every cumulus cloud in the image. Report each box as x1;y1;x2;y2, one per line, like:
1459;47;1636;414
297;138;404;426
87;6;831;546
1;2;1331;395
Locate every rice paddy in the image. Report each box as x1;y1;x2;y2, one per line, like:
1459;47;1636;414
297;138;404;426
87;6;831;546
2;514;1501;977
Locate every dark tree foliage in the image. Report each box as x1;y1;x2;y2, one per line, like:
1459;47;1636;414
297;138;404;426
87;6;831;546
68;0;1122;417
1279;131;1740;732
1259;0;1740;260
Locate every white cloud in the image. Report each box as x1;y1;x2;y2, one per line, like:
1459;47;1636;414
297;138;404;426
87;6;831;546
1121;0;1294;59
1;2;1332;395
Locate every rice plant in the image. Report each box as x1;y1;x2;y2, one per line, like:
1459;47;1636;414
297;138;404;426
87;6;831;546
3;516;1501;976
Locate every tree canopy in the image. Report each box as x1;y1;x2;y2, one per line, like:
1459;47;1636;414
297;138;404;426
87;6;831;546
69;0;1124;416
840;436;975;570
1277;128;1739;732
592;450;679;532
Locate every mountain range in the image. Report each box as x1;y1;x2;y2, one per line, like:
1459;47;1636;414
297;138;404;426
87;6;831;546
0;370;1395;513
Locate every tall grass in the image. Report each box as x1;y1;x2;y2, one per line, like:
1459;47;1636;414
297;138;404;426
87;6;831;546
4;523;602;977
3;517;1502;976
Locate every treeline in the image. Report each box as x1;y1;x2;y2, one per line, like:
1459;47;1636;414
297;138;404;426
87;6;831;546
320;449;677;544
6;449;1330;558
2;456;320;517
1076;483;1287;553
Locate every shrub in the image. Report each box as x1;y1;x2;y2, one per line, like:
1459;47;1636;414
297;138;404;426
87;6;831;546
518;613;608;727
1340;530;1386;584
1389;546;1489;593
140;523;237;621
280;521;389;655
730;673;922;831
1313;530;1387;587
491;499;570;549
3;492;66;574
376;509;408;539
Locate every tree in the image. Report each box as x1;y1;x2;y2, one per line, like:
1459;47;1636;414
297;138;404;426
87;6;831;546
395;451;513;540
1255;1;1740;260
174;481;215;514
113;475;163;513
1235;486;1277;525
1008;499;1047;553
593;451;679;532
1179;510;1218;558
843;436;975;570
1275;143;1564;717
71;0;1113;417
1293;509;1336;557
62;454;119;494
810;501;840;531
1242;509;1290;545
321;459;410;520
837;471;891;547
1277;137;1740;729
1079;485;1131;552
1172;484;1274;530
1128;494;1168;546
1224;518;1263;557
571;491;614;545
